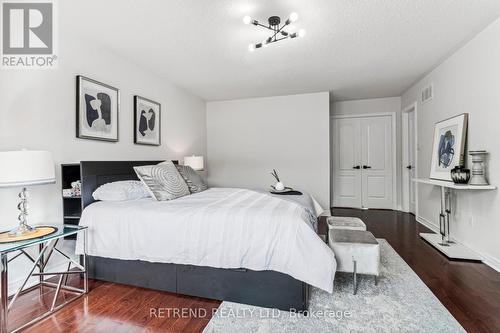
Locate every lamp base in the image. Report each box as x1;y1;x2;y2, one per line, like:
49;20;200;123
9;223;36;237
9;187;36;236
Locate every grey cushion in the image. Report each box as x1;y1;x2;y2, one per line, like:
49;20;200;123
327;216;366;231
174;164;208;194
134;161;190;201
330;229;378;245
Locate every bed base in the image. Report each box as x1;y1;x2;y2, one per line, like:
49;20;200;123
88;256;309;311
80;160;310;312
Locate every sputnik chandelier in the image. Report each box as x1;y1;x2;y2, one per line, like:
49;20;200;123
243;12;306;51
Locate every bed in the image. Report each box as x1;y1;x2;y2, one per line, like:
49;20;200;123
75;161;336;311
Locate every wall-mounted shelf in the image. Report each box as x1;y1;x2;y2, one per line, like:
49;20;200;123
413;178;495;261
413;178;496;190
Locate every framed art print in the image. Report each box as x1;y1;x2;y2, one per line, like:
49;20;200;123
76;76;119;142
134;96;161;146
430;113;468;181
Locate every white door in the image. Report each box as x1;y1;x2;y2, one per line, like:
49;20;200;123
407;110;416;214
332;118;362;208
360;116;393;209
332;115;394;209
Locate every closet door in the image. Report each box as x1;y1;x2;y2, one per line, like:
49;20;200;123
332;118;362;208
360;116;393;209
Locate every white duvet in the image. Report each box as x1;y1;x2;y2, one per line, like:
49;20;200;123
75;188;336;293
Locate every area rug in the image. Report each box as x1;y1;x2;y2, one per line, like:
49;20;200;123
203;239;464;333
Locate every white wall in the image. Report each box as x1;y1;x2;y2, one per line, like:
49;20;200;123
207;92;330;208
0;30;207;293
330;97;402;208
402;17;500;271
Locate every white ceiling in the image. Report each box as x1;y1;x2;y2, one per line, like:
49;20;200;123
61;0;500;101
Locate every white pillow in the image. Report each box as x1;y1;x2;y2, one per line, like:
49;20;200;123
92;180;150;201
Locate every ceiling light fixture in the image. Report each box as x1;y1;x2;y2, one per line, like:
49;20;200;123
244;12;305;51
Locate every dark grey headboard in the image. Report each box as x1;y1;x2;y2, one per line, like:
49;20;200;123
80;160;177;209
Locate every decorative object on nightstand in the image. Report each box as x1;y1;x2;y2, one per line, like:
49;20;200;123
184;155;204;171
270;169;285;191
469;150;489;185
0;150;56;237
450;165;470;184
269;169;302;195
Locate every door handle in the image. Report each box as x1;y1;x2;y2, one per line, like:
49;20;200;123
353;166;361;169
406;165;412;170
362;165;372;169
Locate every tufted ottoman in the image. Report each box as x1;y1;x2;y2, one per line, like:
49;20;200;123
329;229;380;294
327;216;366;231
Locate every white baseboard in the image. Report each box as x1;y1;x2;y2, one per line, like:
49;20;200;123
416;215;500;273
481;252;500;273
415;215;439;232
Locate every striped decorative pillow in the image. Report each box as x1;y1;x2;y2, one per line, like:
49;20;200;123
175;164;208;194
134;161;190;201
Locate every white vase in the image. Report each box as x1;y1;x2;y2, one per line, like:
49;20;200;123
275;182;285;191
469;150;489;185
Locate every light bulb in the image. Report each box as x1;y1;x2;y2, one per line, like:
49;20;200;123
298;29;306;38
243;15;252;25
248;43;255;51
289;12;298;22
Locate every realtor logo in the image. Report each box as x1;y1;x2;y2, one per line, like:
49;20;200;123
1;1;57;68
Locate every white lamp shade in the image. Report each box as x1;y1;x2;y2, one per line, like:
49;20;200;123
184;155;204;171
0;150;56;187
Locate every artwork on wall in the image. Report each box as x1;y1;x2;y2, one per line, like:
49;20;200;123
134;96;161;146
76;76;119;141
430;113;468;181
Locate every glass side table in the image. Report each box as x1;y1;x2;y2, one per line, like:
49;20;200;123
0;224;88;333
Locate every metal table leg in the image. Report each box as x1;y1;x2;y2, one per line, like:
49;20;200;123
1;228;88;333
85;229;88;293
1;254;8;333
353;259;357;295
438;187;453;246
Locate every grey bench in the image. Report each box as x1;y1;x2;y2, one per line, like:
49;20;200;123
328;229;380;294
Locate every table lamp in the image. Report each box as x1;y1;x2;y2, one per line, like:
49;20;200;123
0;150;55;236
184;155;204;171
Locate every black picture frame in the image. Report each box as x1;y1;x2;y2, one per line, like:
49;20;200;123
76;75;119;142
134;95;161;146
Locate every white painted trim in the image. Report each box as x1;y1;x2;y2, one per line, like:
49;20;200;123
416;215;500;272
331;112;395;119
481;252;500;273
416;215;438;232
391;113;397;210
401;102;418;215
331;112;398;210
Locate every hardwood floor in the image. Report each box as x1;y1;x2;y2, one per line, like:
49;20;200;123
331;208;500;333
11;278;220;333
10;209;500;332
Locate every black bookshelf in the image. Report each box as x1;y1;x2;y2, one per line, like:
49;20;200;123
61;163;82;239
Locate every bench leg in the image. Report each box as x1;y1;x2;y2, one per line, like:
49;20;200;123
353;260;357;295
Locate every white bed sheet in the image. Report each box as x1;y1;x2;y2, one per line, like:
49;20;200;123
75;188;336;293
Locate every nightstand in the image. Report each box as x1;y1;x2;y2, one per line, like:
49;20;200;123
0;224;88;333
